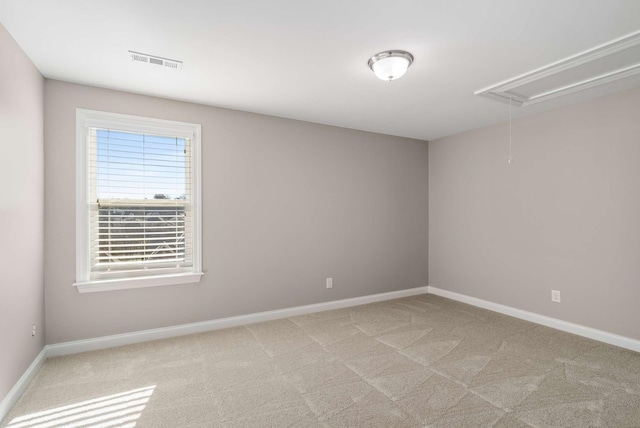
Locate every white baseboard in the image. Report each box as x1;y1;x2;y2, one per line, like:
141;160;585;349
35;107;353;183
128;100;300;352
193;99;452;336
6;284;637;423
47;286;429;357
3;286;427;419
428;286;640;353
0;347;47;423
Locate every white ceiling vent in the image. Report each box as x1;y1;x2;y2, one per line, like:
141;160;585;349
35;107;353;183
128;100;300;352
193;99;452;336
475;30;640;107
129;51;183;70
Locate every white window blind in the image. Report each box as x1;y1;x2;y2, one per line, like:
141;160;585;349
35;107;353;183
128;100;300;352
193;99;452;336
89;129;192;278
76;109;202;292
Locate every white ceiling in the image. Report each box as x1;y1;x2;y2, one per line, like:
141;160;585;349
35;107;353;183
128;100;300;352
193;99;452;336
1;0;640;140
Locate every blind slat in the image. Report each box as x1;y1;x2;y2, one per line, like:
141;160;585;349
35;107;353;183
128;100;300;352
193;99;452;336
89;134;187;147
97;253;186;260
91;145;188;156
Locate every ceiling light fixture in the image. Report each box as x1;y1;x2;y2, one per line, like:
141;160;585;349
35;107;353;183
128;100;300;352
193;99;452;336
368;50;414;81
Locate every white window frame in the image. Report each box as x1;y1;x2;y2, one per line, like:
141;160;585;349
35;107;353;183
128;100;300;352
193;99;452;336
75;109;203;293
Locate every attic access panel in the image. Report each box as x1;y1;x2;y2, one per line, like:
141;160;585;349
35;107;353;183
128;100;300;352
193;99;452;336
475;30;640;107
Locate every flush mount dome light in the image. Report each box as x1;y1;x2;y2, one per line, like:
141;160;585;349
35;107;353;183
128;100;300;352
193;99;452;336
368;50;414;81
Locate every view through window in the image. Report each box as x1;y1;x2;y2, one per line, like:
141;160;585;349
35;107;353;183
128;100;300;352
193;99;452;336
92;129;192;276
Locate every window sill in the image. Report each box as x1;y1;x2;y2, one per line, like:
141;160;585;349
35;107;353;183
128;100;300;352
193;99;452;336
73;272;203;293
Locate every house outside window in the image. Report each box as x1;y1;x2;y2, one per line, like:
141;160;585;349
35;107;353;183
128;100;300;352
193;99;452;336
75;109;202;292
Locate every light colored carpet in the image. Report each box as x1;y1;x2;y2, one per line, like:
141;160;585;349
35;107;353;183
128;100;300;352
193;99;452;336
3;294;640;427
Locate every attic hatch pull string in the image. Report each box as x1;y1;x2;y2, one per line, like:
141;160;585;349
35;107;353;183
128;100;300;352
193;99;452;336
508;97;513;164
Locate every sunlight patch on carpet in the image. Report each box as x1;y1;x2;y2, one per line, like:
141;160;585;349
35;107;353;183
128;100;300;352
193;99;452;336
7;385;155;428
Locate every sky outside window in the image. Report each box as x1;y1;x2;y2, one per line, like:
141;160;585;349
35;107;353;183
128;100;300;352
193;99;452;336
95;129;188;200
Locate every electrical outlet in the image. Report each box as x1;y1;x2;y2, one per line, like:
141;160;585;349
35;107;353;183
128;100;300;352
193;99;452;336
32;324;36;337
326;278;333;289
551;290;561;303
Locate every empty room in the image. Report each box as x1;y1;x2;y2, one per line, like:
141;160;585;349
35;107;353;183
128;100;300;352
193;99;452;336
2;1;640;426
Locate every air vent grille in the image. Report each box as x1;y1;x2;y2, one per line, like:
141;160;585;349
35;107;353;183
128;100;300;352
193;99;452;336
475;30;640;107
131;53;148;63
129;51;183;70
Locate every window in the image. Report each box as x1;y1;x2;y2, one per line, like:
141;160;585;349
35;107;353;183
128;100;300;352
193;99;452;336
75;109;202;292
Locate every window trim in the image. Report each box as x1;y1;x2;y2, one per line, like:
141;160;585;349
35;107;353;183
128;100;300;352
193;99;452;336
75;109;203;293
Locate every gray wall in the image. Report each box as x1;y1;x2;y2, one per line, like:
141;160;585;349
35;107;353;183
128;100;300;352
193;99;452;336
0;25;44;400
429;87;640;341
44;80;429;344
